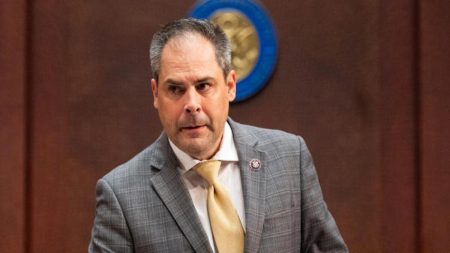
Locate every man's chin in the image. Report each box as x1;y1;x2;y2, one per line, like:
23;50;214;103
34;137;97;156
178;141;212;160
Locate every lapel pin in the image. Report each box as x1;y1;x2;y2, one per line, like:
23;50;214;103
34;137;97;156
249;159;261;171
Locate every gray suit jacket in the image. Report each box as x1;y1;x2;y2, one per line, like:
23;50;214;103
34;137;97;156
89;119;348;252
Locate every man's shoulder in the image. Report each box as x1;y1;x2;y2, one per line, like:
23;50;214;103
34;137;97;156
101;135;167;185
235;121;297;137
230;120;305;150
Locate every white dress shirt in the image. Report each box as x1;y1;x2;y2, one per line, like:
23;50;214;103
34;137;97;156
169;122;245;252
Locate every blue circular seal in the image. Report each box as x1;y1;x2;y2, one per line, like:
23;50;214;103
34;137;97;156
190;0;278;102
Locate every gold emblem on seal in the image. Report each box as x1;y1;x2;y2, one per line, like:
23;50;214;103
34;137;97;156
211;11;260;81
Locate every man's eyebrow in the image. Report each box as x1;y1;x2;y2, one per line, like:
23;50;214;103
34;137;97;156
194;77;215;83
163;79;184;86
162;77;216;86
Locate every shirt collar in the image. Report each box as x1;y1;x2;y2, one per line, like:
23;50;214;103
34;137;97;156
169;122;239;174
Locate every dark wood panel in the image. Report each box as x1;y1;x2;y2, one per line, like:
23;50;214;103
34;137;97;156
419;1;450;252
0;1;27;253
379;1;419;252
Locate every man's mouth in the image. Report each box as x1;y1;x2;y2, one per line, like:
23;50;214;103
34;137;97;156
181;125;206;131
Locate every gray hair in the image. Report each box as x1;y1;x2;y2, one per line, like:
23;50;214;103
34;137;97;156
149;18;232;82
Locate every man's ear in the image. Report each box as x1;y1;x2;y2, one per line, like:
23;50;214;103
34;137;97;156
151;78;159;109
226;70;237;102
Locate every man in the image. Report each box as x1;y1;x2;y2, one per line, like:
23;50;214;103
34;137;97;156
89;18;348;253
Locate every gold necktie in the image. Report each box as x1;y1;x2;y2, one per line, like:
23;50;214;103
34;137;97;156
194;160;244;253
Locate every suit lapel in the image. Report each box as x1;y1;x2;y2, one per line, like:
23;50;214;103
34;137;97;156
229;120;267;252
150;135;212;253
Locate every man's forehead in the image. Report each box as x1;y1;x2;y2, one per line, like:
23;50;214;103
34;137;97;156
160;35;219;65
156;32;226;84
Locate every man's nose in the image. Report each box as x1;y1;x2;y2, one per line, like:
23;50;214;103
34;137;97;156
184;89;201;114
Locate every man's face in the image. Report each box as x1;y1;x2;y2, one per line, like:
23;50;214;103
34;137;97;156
151;33;236;160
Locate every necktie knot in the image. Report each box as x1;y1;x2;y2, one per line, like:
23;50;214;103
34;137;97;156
194;160;221;186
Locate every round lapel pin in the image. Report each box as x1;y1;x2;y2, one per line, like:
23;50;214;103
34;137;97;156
249;159;261;171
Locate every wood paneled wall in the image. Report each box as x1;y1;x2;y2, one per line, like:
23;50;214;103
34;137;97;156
419;1;450;252
1;1;27;252
1;1;448;252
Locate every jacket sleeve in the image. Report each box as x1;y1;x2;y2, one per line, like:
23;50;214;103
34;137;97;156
298;136;349;252
88;178;134;253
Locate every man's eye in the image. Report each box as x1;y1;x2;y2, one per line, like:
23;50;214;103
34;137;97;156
196;83;211;91
168;85;184;94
